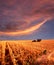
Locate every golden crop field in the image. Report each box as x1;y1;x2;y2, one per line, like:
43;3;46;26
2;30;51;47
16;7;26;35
0;40;54;65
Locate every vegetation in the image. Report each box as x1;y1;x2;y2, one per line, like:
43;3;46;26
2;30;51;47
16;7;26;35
43;49;47;55
32;39;42;42
0;40;54;65
32;40;36;42
37;39;42;42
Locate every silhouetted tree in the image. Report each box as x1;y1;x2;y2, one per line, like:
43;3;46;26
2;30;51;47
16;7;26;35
32;40;36;42
37;39;42;42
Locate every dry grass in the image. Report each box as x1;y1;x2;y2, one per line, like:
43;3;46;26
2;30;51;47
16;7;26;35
0;40;54;65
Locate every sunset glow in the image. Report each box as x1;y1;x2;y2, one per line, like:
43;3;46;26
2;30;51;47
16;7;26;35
0;0;54;39
0;18;51;36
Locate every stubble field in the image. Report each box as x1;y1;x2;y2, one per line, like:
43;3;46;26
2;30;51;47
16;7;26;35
0;40;54;65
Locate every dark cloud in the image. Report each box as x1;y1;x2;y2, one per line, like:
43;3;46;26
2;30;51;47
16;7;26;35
0;21;27;32
0;0;54;16
34;4;54;16
0;0;54;36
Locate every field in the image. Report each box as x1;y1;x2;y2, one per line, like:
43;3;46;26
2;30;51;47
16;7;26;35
0;40;54;65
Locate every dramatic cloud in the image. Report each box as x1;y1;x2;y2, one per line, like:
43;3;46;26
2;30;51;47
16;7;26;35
0;18;51;35
0;20;27;32
0;0;54;36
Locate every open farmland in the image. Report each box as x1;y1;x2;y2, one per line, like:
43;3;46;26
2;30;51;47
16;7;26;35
0;40;54;65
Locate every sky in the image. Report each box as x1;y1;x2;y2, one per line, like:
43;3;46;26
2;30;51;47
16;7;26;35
0;0;54;40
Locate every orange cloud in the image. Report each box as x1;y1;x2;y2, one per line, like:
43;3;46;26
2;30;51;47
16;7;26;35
0;0;54;37
0;18;51;36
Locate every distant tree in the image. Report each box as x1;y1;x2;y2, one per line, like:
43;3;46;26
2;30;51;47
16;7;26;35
32;40;36;42
37;39;42;42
